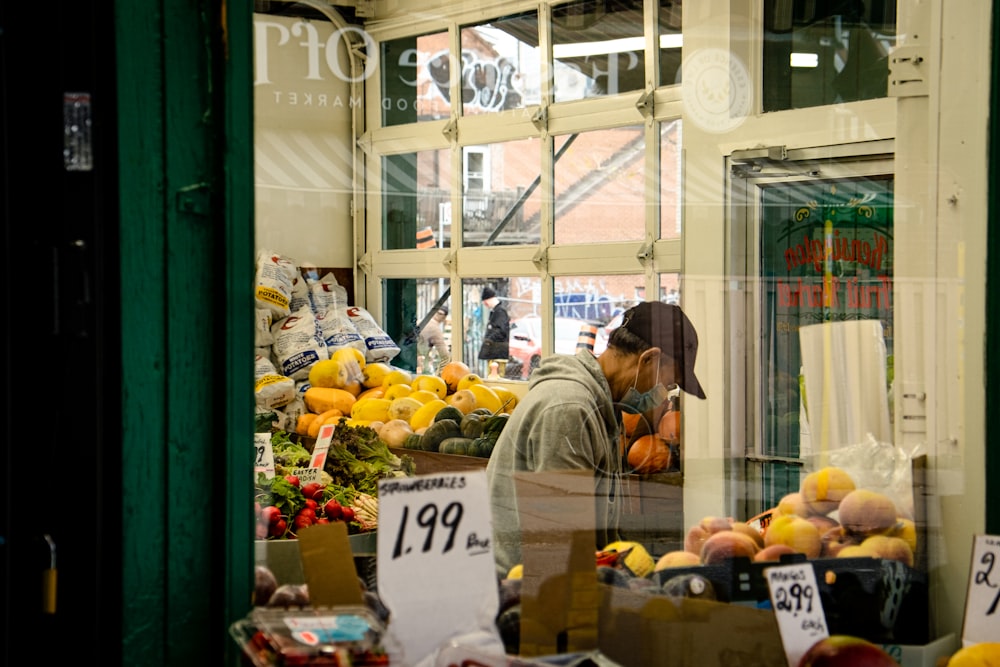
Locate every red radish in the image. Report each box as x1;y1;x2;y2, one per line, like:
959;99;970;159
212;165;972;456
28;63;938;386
293;515;314;532
260;506;281;526
301;482;323;500
315;518;330;524
269;519;287;538
297;508;317;521
284;475;300;488
323;499;343;520
304;499;318;511
340;507;356;522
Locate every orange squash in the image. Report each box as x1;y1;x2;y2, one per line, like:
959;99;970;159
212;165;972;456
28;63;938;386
627;434;672;474
657;409;681;443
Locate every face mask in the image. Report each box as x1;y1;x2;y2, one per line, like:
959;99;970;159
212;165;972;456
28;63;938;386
619;358;670;414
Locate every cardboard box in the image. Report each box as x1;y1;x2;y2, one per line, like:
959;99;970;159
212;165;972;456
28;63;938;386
881;634;958;667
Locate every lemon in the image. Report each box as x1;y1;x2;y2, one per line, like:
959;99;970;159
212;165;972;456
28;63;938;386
506;564;523;580
411;374;448;399
601;541;655;578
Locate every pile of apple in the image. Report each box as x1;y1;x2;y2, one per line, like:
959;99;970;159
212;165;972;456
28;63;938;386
654;465;916;570
292;352;518;449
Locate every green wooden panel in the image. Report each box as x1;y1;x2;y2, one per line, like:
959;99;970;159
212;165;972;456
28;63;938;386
117;0;255;664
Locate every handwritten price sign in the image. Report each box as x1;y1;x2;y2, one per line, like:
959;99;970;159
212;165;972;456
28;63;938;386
766;563;828;667
376;471;500;665
962;534;1000;644
254;433;275;479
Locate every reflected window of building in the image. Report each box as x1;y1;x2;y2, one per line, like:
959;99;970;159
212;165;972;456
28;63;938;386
461;137;542;247
383;149;451;250
460;12;540;116
382;30;451;125
554;127;645;244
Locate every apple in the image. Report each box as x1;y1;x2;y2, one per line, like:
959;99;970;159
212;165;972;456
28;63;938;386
797;635;901;667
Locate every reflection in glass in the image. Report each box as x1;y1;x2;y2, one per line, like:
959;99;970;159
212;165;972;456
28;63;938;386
384;278;452;373
382;149;451;251
551;0;645;102
382;30;451;125
460;13;540;117
762;0;896;111
659;119;682;240
463;278;540;378
554;128;645;244
462;138;542;247
658;1;683;86
658;273;681;306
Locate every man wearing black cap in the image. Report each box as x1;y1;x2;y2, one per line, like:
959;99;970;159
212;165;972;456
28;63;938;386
417;305;450;374
486;301;705;577
477;286;510;374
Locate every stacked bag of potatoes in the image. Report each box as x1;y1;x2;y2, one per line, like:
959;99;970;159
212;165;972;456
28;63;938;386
296;357;517;459
653;465;916;571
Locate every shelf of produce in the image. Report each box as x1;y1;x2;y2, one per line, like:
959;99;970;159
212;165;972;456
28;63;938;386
389;448;489;474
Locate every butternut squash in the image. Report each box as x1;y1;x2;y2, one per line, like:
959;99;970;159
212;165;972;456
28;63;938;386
308;408;344;438
304;386;356;416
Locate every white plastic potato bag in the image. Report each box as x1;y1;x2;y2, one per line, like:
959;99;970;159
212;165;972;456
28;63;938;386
254;249;298;318
254;354;295;410
271;305;329;381
346;305;400;363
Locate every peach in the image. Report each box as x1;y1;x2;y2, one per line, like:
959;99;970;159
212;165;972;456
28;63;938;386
654;550;702;571
886;518;917;553
857;535;914;567
754;544;799;562
838;489;899;536
776;491;811;518
700;530;760;565
763;515;823;559
820;526;862;558
730;521;765;549
683;516;734;555
807;514;840;535
800;466;856;515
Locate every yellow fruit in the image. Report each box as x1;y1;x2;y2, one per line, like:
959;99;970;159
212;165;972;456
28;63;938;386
383;383;413;401
341;418;372;429
948;642;1000;667
467;383;502;413
411;374;448;399
388;396;424;423
361;362;393;388
296;413;319;436
409;398;449;431
506;564;523;580
331;346;366;370
886;518;917;553
446;389;477;414
304;387;356;415
763;514;823;558
408;389;441;404
381;369;414;389
441;361;472;393
308;359;349;389
356;386;386;401
600;541;655;578
488;385;518;413
457;373;484;391
351;397;392;423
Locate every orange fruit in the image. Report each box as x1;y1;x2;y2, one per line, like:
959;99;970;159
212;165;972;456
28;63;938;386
440;361;472;393
626;434;672;474
621;412;642;436
657;410;680;443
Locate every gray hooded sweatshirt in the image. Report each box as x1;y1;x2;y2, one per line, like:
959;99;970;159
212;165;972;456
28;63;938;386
485;349;623;577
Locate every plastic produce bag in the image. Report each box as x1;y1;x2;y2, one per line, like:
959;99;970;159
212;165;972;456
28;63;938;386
271;305;329;381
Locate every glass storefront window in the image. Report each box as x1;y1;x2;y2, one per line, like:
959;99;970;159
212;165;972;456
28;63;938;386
462;137;542;247
554;127;645;244
382;30;451;125
552;0;646;102
459;12;540;116
659;119;681;240
383;149;451;250
762;0;897;111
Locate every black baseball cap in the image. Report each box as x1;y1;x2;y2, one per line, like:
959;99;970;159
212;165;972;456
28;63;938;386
618;301;706;399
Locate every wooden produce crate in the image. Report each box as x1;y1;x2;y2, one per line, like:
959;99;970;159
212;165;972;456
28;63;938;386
389;447;489;474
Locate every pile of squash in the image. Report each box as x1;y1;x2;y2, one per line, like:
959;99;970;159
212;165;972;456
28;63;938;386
393;407;510;458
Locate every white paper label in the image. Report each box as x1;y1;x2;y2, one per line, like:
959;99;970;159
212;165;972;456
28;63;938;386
962;533;1000;644
765;562;829;667
289;467;323;485
254;432;275;479
376;470;500;666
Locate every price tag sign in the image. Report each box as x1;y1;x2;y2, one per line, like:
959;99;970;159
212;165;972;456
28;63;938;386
310;423;335;470
765;562;829;667
289;467;323;485
376;470;500;665
961;533;1000;644
254;433;275;479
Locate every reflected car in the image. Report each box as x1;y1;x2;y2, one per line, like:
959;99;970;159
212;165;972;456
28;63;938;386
507;316;609;379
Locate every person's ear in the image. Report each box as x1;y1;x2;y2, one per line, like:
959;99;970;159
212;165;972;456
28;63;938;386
638;347;661;370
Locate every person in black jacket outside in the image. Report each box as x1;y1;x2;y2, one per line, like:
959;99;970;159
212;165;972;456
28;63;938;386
477;286;510;375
